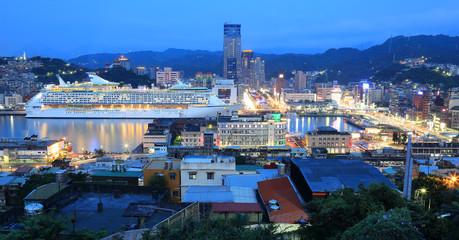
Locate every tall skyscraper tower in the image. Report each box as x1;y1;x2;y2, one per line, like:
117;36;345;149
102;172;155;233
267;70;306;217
223;23;242;81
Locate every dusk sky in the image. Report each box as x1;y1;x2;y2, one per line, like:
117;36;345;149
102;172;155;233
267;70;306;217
1;0;459;59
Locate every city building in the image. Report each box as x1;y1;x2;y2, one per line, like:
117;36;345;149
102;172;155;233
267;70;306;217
0;136;65;163
4;94;23;107
315;82;333;102
180;124;217;147
241;50;254;85
408;90;431;121
180;155;236;200
155;67;181;87
223;23;242;81
411;143;459;157
195;72;215;89
143;158;181;202
149;65;159;80
241;50;265;89
211;79;237;104
284;93;317;103
445;88;459;129
112;55;130;70
217;115;287;148
294;71;307;91
134;66;147;76
449;106;459;130
143;122;171;153
367;88;384;104
304;126;351;154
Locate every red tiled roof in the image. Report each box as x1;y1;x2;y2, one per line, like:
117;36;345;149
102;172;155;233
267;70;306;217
257;177;309;223
212;203;263;213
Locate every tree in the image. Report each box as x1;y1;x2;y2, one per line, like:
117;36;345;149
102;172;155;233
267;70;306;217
94;148;105;158
341;208;424;240
142;217;281;240
68;172;89;182
392;132;399;144
2;214;68;240
400;133;408;144
1;213;110;240
147;174;167;187
15;174;56;206
412;175;449;212
235;155;247;165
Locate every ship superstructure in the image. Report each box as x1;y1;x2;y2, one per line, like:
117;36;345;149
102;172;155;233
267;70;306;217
25;73;241;118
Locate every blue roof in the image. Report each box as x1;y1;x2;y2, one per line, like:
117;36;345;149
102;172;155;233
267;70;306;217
183;186;257;203
183;186;233;202
292;159;397;192
224;174;265;189
382;168;397;174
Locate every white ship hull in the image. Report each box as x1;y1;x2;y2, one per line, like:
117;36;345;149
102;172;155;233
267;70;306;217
25;105;241;119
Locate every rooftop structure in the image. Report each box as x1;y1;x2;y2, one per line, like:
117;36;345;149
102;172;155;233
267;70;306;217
257;177;308;223
290;159;397;201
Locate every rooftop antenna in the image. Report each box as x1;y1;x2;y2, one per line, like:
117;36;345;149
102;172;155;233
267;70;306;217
403;135;413;200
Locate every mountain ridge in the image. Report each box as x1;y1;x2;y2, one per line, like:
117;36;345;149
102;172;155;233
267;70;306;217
67;34;459;82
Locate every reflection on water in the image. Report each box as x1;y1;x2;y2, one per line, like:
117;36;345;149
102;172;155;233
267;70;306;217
0;116;150;152
287;116;360;136
0;115;360;152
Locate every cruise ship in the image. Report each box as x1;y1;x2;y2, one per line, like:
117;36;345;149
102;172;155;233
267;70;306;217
25;73;241;118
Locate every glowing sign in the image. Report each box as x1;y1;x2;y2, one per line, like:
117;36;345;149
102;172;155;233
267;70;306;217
362;83;370;90
418;91;423;95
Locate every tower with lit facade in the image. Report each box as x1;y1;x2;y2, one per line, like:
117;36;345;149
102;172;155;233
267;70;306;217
223;23;241;81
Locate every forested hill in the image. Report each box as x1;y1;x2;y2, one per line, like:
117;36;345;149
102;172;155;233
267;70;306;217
66;34;459;83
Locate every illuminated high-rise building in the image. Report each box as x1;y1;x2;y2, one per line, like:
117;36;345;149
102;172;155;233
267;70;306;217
241;50;265;89
223;23;241;81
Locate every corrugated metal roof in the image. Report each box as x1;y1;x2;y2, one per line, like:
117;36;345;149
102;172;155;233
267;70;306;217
24;183;68;200
183;185;257;203
224;174;265;189
183;186;233;202
230;187;257;203
292;159;397;192
257;177;308;223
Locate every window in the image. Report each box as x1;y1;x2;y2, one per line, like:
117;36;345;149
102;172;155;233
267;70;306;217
169;173;176;180
172;191;179;197
207;172;214;180
189;172;197;179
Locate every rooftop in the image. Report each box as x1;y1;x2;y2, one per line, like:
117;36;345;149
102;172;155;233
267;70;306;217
223;174;265;189
182;155;235;164
144;159;181;170
291;159;397;192
0;176;16;185
257;177;308;223
183;124;201;132
24;183;69;201
0;138;59;148
307;126;351;136
183;186;257;203
91;171;143;178
58;192;171;232
236;165;263;172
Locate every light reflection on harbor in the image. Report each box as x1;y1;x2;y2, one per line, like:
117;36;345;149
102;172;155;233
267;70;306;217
0;115;360;152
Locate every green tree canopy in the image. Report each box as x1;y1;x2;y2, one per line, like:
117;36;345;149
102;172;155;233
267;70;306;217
147;174;167;187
